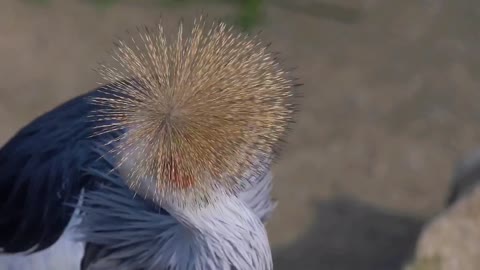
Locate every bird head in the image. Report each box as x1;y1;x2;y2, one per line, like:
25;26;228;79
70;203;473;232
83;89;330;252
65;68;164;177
90;15;297;210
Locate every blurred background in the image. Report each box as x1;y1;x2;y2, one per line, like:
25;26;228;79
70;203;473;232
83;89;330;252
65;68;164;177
0;0;479;269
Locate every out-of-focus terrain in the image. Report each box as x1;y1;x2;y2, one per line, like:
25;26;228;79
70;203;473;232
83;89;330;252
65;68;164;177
1;0;479;269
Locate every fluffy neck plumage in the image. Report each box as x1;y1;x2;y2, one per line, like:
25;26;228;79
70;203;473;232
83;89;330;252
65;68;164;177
81;163;273;270
162;194;273;270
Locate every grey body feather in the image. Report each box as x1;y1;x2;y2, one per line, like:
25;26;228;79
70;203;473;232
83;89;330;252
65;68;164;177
80;165;275;270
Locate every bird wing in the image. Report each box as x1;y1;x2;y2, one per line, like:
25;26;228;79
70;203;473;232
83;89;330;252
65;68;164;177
0;91;103;254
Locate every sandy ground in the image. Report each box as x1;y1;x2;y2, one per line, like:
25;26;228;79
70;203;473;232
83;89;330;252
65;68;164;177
1;0;479;269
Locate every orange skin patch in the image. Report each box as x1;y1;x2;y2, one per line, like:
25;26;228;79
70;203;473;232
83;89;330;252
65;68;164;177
162;155;194;189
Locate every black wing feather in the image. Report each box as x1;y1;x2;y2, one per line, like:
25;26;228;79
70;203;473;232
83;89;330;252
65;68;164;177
0;87;113;253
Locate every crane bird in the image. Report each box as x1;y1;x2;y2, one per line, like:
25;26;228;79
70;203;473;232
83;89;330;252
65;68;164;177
0;16;298;270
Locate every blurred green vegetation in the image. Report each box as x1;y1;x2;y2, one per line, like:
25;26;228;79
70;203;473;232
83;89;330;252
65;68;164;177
24;0;363;29
24;0;264;31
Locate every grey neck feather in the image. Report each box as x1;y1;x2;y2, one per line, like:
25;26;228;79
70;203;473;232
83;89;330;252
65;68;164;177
162;195;273;270
79;166;273;270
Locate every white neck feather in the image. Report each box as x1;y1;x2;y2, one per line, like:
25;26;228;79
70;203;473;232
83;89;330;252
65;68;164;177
163;194;273;270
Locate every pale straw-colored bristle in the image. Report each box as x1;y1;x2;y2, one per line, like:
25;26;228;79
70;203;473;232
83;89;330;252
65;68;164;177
90;15;296;207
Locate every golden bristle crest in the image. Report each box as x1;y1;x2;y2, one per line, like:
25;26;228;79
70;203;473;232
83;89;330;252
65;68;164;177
91;16;296;206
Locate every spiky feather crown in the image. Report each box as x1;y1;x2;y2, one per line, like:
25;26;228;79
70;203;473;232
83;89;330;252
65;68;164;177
91;16;296;207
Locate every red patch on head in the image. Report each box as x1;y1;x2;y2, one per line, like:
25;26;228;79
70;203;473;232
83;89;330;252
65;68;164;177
163;154;194;189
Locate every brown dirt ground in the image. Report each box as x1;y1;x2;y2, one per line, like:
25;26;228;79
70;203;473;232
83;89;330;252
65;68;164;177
1;0;479;269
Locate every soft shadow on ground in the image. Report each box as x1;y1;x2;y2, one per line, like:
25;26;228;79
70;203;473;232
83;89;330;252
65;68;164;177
273;198;424;270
